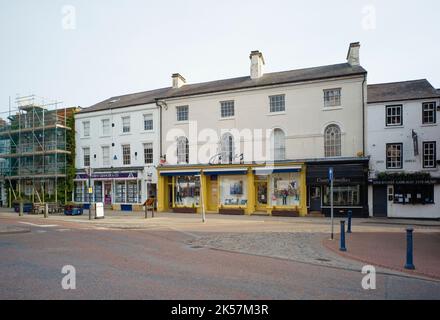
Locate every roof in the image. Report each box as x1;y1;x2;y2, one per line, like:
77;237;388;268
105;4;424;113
79;63;366;114
367;79;440;104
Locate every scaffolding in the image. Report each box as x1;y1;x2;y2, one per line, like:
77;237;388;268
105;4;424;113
0;95;75;206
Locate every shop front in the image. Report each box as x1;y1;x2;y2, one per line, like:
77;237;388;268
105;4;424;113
73;168;147;211
157;163;307;216
370;175;440;219
306;159;369;218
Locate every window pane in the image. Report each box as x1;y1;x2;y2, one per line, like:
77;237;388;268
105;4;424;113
324;89;341;107
144;143;153;164
220;101;235;118
102;119;110;135
122;144;131;165
83;121;90;137
143;114;153;130
176;106;188;121
324;125;341;157
177;137;189;164
83;147;90;167
122;117;130;133
269;95;285;113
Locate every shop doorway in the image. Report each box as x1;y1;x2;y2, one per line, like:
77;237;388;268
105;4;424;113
255;181;268;211
373;185;388;217
104;181;112;205
309;186;322;212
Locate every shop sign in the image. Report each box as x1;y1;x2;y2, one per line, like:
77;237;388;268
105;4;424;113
75;172;138;180
371;179;439;185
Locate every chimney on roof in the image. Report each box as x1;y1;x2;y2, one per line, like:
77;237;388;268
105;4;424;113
172;73;186;89
250;50;265;79
347;42;361;66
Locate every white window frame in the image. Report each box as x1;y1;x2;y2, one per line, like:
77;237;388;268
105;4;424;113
122;116;131;133
272;128;286;161
176;106;189;122
102;146;110;166
143;142;153;164
324;124;342;157
143;114;153;131
269;95;285;113
83;121;90;137
323;89;341;108
176;136;189;164
220;101;235;118
83;147;90;167
102;119;110;136
122;144;131;165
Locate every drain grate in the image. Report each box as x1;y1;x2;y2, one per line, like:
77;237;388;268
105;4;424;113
316;258;332;262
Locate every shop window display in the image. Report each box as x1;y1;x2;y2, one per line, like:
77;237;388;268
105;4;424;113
323;185;360;206
270;172;300;206
220;175;248;206
174;176;200;207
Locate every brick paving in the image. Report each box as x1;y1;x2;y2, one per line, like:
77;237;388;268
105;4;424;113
324;232;440;280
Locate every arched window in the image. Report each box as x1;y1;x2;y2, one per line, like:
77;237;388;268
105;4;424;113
176;136;189;164
272;128;286;161
220;133;234;164
324;124;341;157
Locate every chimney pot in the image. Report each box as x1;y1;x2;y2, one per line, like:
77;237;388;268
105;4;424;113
172;73;186;89
249;50;265;79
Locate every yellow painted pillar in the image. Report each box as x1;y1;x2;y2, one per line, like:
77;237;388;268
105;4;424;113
201;174;209;215
157;174;166;212
246;169;255;215
299;164;307;216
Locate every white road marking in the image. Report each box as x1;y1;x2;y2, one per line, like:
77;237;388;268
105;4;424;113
56;229;71;232
19;222;58;228
36;230;47;233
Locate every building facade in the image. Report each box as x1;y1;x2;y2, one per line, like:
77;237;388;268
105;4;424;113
156;43;369;217
74;96;163;210
367;79;440;219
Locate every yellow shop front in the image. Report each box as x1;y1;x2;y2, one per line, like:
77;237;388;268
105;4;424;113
157;163;307;216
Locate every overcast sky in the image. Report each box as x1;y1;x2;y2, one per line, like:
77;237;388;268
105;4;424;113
1;0;439;112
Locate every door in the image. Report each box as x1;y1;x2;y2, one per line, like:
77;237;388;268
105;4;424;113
373;185;388;217
255;181;268;211
208;179;218;211
310;186;322;212
104;182;112;205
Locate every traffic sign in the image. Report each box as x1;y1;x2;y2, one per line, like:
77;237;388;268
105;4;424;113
329;167;334;181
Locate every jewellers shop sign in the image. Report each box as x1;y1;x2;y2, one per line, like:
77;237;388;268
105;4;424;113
74;172;138;180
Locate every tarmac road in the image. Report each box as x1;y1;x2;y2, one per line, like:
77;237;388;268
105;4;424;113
0;215;439;300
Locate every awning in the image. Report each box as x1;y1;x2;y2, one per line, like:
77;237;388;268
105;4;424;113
253;166;302;175
160;170;201;177
203;168;248;176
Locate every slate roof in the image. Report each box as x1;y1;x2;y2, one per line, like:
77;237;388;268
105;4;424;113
367;79;440;104
79;63;366;114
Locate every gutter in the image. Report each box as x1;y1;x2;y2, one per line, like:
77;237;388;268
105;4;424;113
362;73;367;156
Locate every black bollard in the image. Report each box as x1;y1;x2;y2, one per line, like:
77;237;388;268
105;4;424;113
404;228;415;270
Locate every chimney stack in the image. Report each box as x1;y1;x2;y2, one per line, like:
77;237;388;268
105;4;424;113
347;42;360;66
249;50;265;79
172;73;186;89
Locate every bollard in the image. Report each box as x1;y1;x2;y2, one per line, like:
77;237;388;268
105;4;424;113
144;204;148;219
347;210;352;233
339;220;347;251
19;202;24;217
404;228;415;270
44;203;48;218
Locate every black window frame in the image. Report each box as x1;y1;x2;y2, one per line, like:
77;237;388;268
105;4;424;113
422;141;437;169
385;105;403;127
386;143;403;169
422;102;437;124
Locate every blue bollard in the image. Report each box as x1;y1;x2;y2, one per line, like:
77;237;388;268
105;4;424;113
404;228;415;270
339;220;347;251
347;210;352;233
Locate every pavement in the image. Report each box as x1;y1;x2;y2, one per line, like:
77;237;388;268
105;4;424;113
1;209;439;299
324;232;440;280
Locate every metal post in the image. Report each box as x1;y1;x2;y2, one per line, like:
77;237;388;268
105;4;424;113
44;202;48;218
330;177;334;240
198;175;205;223
152;198;155;218
339;220;347;251
347;210;352;233
404;228;415;270
19;201;23;216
